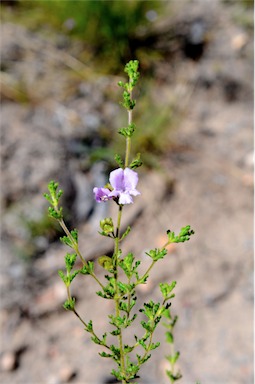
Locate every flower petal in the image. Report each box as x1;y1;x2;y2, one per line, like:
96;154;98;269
118;192;133;205
109;190;120;198
123;168;139;191
93;187;112;202
109;168;124;191
129;189;140;197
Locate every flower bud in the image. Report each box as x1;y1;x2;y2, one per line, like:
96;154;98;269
98;256;113;271
100;218;114;234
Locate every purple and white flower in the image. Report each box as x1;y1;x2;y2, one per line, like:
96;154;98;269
93;187;112;203
93;168;140;205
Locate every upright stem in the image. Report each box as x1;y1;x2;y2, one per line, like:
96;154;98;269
113;74;135;383
114;205;126;382
125;107;132;168
114;104;133;383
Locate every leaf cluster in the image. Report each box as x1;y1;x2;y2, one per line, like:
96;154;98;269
44;180;63;220
79;261;94;275
118;60;139;110
119;123;136;138
63;297;76;311
167;225;195;243
163;308;182;383
58;253;79;287
60;229;78;247
160;281;176;302
129;153;143;169
119;253;140;279
146;248;167;261
124;60;140;88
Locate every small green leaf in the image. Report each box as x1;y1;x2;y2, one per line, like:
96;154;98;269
138;339;147;350
58;270;67;284
167;225;195;243
71;228;78;242
60;235;73;248
120;226;131;241
65;253;77;272
118;123;136;138
99;351;112;358
150;341;160;351
166;331;174;344
110;329;121;336
79;261;94;275
48;206;63;220
146;248;167;261
115;154;124;168
91;335;102;345
159;281;177;300
44;181;63;210
123;345;134;354
70;270;79;283
130;153;142;169
87;320;93;332
63;297;75;311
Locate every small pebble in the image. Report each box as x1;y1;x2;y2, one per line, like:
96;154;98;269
59;366;76;383
0;351;17;371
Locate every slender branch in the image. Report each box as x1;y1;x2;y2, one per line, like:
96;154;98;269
73;307;88;328
73;308;111;351
58;218;86;264
58;218;105;290
136;260;156;286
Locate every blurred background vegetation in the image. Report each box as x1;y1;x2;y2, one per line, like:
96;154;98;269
1;0;181;166
1;0;165;70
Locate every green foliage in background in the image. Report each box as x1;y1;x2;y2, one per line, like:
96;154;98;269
5;0;162;66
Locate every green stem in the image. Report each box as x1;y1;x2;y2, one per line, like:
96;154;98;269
136;260;156;286
113;205;126;382
58;218;86;264
90;272;105;290
73;308;111;351
126;275;131;320
58;218;105;290
73;307;88;328
66;285;71;302
125;110;132;168
125;137;131;168
112;83;134;384
136;242;171;287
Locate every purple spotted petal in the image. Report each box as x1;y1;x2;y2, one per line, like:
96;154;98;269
93;187;112;203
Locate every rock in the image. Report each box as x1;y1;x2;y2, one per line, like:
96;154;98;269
31;282;67;317
231;33;248;51
58;366;77;383
71;170;94;222
0;351;17;371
